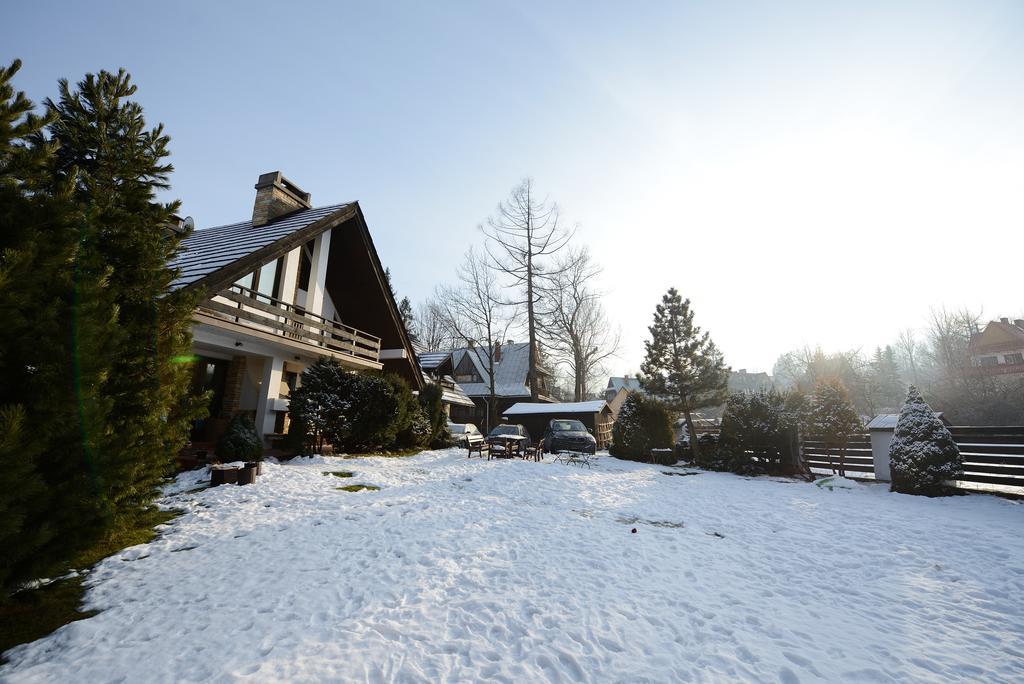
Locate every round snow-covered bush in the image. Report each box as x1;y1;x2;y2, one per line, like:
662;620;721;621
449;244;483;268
718;389;800;475
215;414;263;462
889;385;962;496
609;393;673;461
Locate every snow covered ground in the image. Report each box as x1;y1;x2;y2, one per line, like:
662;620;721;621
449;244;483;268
3;449;1023;683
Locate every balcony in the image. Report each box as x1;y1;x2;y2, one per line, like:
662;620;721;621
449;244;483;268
197;283;381;364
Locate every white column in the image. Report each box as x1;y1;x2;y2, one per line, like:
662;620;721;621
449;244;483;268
870;428;894;481
256;355;286;439
278;246;301;306
307;229;332;317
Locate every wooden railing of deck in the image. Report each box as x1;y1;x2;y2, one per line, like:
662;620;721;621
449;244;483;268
198;284;382;363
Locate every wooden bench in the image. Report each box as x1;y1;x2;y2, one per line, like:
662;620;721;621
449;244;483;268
466;434;490;459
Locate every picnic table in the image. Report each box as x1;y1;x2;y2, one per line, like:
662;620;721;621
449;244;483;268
488;434;529;459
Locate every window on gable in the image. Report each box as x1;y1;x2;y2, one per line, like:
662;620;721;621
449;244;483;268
1005;353;1024;365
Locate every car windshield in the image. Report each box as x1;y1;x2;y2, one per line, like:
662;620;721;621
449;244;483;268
551;420;585;432
489;425;519;436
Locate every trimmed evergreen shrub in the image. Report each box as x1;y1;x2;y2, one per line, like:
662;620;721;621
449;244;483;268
718;389;801;475
609;393;673;461
801;380;862;476
890;385;962;496
215;414;263;462
690;433;729;471
418;382;451;448
288;360;437;453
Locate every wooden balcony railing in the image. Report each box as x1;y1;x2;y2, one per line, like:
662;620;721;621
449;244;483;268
197;284;382;364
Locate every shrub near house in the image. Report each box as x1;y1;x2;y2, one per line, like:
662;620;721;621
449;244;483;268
287;358;431;454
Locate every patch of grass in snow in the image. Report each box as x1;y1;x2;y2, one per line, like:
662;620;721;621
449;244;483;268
0;507;181;660
323;471;355;478
0;576;97;662
337;484;380;492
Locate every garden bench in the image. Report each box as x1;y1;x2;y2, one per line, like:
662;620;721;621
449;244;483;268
466;434;490;459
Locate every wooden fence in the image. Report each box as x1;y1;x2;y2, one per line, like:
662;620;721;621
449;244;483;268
802;427;1024;494
949;426;1024;492
802;434;874;477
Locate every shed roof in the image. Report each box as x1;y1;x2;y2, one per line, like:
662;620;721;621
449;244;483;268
503;400;607;416
867;412;947;429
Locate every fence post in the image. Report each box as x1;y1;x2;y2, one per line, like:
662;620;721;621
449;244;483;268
869;426;894;482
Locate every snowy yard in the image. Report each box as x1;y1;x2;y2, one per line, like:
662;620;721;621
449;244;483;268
3;449;1023;683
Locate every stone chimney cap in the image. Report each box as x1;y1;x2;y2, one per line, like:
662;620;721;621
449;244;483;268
254;171;312;207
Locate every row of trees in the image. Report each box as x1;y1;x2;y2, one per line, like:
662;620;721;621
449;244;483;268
1;62;200;596
773;307;1023;424
401;180;621;426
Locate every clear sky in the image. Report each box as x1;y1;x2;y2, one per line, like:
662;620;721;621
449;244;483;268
4;1;1022;375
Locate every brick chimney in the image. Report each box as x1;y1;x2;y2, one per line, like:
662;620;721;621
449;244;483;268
252;171;312;227
494;340;502;362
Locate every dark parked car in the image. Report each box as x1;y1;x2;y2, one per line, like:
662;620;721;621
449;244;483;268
543;419;597;455
486;424;532;454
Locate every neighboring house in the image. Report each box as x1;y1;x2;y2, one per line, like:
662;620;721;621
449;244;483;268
502;400;614;449
605;376;643;401
425;341;554;431
728;369;775;393
417;351;475;418
169;171;421;449
968;318;1024;377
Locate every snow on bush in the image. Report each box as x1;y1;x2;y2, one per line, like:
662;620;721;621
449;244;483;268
609;393;673;461
718;389;800;475
215;414;263;462
889;385;963;496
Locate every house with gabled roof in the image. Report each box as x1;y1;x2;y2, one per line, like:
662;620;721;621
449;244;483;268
170;171;421;448
422;341;554;431
968;318;1024;378
416;351;474;417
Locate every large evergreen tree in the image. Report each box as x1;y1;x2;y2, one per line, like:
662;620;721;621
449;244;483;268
639;288;729;461
45;69;201;525
0;60;115;593
889;385;962;496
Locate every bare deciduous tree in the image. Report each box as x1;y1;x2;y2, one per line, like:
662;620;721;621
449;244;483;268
436;247;516;431
538;247;620;401
481;178;573;400
415;297;457;352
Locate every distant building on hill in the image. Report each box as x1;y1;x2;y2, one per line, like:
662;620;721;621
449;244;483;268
968;318;1024;377
728;369;775;394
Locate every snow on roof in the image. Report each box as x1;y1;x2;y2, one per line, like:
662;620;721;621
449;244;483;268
503;400;607;416
867;412;946;429
417;351;451;370
168;203;350;291
606;376;642;392
451;344;533;398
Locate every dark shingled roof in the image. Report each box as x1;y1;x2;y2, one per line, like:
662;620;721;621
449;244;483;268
168;203;350;291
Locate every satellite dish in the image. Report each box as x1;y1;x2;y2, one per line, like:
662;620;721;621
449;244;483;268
183;216;195;232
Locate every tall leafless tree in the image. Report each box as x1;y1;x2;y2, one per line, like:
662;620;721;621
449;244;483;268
415;297;457;352
481;178;573;400
537;247;620;400
436;247;516;431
